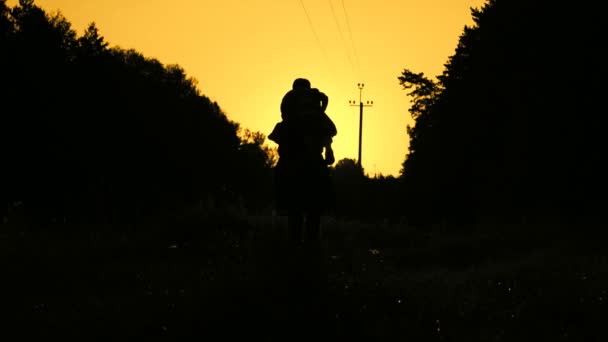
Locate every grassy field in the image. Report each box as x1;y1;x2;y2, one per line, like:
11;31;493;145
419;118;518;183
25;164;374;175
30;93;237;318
2;210;606;340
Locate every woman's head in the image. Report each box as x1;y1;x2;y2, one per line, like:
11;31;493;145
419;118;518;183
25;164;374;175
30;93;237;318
292;78;311;90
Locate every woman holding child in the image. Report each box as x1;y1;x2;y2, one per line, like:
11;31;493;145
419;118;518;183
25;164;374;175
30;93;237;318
268;78;337;247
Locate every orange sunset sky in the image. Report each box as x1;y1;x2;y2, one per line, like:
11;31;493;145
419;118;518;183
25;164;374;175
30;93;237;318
10;0;487;176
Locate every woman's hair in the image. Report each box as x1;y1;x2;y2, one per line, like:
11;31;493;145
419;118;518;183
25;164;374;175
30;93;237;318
292;78;311;90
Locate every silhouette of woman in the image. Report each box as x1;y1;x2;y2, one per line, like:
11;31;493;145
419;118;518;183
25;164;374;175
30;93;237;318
269;78;337;247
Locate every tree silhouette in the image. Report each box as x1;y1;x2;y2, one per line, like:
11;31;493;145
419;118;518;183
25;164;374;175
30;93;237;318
332;158;364;183
328;158;402;221
399;0;606;225
0;0;275;224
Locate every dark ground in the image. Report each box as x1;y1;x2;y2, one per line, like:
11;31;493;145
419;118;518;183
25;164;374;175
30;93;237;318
1;214;607;340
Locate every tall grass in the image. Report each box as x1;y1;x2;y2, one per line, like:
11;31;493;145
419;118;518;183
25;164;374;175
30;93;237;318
2;206;606;340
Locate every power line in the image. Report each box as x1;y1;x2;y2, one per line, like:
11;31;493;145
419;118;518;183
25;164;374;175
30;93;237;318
328;0;355;72
299;0;329;62
341;0;361;73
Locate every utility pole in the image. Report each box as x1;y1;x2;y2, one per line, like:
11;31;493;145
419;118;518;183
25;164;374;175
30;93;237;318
349;83;373;168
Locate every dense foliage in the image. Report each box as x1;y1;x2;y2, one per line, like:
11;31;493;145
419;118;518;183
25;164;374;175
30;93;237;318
0;0;276;224
399;0;606;225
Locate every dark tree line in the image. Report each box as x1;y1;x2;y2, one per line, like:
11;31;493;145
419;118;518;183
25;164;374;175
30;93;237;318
5;0;604;228
328;159;402;223
0;0;276;224
398;0;606;226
